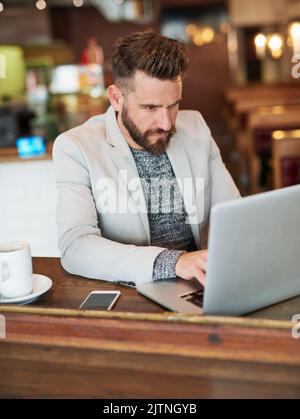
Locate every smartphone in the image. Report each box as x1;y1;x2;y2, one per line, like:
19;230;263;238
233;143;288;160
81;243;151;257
79;291;121;310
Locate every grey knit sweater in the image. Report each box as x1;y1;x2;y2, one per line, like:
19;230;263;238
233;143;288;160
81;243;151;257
130;147;197;280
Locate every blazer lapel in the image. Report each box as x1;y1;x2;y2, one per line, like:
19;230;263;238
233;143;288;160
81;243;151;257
166;134;201;249
105;107;151;244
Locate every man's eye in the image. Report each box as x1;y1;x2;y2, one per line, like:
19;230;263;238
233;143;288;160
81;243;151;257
145;106;156;111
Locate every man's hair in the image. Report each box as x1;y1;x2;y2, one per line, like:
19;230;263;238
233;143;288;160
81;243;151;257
111;29;189;91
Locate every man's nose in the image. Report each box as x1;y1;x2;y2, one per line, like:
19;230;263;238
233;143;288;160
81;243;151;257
157;109;172;132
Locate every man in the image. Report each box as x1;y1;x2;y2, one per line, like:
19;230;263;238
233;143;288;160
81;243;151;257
53;30;240;288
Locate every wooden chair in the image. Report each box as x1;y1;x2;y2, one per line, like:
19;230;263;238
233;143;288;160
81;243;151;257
272;130;300;189
246;105;300;193
223;86;300;188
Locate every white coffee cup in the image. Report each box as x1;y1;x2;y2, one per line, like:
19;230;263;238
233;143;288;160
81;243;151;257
0;241;33;299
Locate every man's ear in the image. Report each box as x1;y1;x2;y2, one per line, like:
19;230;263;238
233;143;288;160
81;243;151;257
108;84;123;112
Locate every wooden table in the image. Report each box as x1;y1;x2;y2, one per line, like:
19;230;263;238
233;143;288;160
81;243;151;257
0;258;300;399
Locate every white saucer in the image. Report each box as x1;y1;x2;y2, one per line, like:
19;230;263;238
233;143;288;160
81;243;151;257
0;274;53;305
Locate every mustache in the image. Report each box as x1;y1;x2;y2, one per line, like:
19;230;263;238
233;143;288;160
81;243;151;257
146;126;177;136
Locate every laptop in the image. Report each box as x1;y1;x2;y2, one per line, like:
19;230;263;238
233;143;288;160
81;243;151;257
137;185;300;316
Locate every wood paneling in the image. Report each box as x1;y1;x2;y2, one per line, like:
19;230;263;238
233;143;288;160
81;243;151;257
184;39;230;122
50;6;159;64
0;7;51;44
229;0;287;27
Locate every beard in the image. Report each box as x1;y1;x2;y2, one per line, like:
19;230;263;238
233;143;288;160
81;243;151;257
121;106;176;156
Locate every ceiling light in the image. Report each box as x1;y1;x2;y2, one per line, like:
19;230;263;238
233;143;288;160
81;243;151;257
73;0;84;7
36;0;47;10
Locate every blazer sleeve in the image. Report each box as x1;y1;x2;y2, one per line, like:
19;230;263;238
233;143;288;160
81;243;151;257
199;113;241;207
53;135;165;286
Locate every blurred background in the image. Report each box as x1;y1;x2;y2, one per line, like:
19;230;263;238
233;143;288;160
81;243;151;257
0;0;300;256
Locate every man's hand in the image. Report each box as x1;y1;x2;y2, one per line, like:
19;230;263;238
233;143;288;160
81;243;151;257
175;250;208;287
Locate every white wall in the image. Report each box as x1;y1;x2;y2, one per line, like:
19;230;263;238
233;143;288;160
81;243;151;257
0;159;59;257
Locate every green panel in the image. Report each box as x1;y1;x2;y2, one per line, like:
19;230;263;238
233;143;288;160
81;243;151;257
0;46;25;98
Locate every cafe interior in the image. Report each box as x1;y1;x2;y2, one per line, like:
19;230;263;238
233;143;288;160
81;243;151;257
0;0;300;399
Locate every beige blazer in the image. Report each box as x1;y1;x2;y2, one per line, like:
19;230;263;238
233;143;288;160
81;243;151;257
53;106;240;285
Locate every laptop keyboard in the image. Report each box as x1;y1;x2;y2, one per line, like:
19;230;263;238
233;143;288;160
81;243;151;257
180;289;204;307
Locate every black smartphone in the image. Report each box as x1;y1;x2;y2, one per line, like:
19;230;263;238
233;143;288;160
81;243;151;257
79;291;121;310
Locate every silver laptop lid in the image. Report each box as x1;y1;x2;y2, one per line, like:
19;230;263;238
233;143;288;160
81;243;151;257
203;185;300;316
